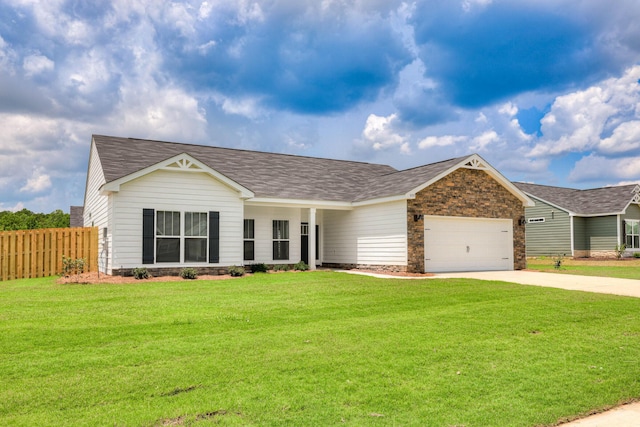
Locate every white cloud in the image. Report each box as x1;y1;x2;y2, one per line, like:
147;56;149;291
498;102;518;117
569;154;640;182
530;65;640;157
470;130;498;151
20;171;52;193
113;85;207;141
23;54;55;76
362;113;407;151
0;201;25;212
418;135;466;149
599;120;640;154
214;94;264;119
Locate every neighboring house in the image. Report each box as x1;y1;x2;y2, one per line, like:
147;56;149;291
514;182;640;257
69;206;84;228
82;135;533;275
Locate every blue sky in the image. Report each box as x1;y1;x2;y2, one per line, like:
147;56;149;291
1;0;640;212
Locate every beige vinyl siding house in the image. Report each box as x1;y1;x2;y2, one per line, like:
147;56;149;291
515;182;640;258
82;135;533;275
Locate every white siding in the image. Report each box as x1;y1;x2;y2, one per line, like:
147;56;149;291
323;200;407;266
111;169;244;269
82;142;111;273
244;206;302;264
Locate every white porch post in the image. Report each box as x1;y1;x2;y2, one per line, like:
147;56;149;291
309;207;317;270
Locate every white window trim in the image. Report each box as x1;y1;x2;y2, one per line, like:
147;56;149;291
156;210;209;263
624;219;640;250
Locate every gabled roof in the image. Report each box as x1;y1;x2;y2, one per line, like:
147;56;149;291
514;182;640;215
93;135;395;203
92;135;530;205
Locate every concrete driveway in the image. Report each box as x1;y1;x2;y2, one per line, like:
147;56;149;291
434;270;640;298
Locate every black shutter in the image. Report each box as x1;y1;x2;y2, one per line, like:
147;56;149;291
209;211;220;263
142;209;155;264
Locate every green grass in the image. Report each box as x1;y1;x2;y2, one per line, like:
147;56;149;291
528;258;640;279
1;272;640;426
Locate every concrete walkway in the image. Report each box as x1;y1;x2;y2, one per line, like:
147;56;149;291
338;269;640;426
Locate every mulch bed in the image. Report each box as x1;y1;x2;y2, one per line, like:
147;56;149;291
56;269;433;285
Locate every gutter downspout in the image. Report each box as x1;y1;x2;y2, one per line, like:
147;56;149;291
617;214;622;248
570;214;575;257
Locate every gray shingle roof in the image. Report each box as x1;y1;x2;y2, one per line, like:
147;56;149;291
94;135;411;202
514;182;639;215
353;156;469;202
93;135;479;203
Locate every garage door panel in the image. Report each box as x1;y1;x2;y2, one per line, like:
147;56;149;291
424;216;513;273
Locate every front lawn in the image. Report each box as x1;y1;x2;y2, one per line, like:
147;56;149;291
527;257;640;279
1;272;639;426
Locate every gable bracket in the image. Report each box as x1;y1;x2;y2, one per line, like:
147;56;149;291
462;158;487;170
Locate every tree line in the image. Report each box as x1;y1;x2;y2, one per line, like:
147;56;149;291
0;209;70;231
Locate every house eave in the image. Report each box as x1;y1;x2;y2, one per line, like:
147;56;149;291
352;194;410;207
245;197;354;210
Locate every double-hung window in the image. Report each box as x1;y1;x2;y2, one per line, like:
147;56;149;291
272;220;289;260
156;211;181;262
185;212;208;262
155;211;208;263
625;220;639;249
244;219;255;261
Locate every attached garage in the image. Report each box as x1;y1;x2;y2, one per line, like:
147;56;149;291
424;216;514;272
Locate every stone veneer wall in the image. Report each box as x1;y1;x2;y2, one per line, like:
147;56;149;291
407;168;527;273
322;263;408;273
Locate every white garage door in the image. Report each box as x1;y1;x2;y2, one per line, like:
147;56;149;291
424;216;513;273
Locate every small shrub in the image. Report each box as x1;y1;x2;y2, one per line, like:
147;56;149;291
294;260;309;271
552;254;564;270
615;243;627;259
228;265;245;277
132;267;149;280
634;252;640;258
62;255;86;282
273;264;290;272
180;268;198;280
250;263;269;273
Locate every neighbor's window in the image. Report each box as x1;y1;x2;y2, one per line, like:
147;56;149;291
244;219;255;261
185;212;208;262
272;220;289;260
625;220;639;249
156;211;180;262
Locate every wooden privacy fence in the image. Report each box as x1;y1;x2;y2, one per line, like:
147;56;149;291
0;227;98;281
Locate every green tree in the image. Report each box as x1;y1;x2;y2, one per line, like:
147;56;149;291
0;209;70;231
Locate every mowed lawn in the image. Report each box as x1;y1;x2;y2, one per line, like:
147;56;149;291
527;258;640;279
1;272;639;426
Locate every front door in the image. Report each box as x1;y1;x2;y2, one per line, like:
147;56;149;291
300;223;319;265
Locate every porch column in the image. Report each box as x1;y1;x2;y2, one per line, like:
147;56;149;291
309;207;317;270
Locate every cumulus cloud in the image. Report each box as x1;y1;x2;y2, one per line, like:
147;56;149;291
470;130;499;151
361;113;410;153
569;154;640;183
530;65;640;157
